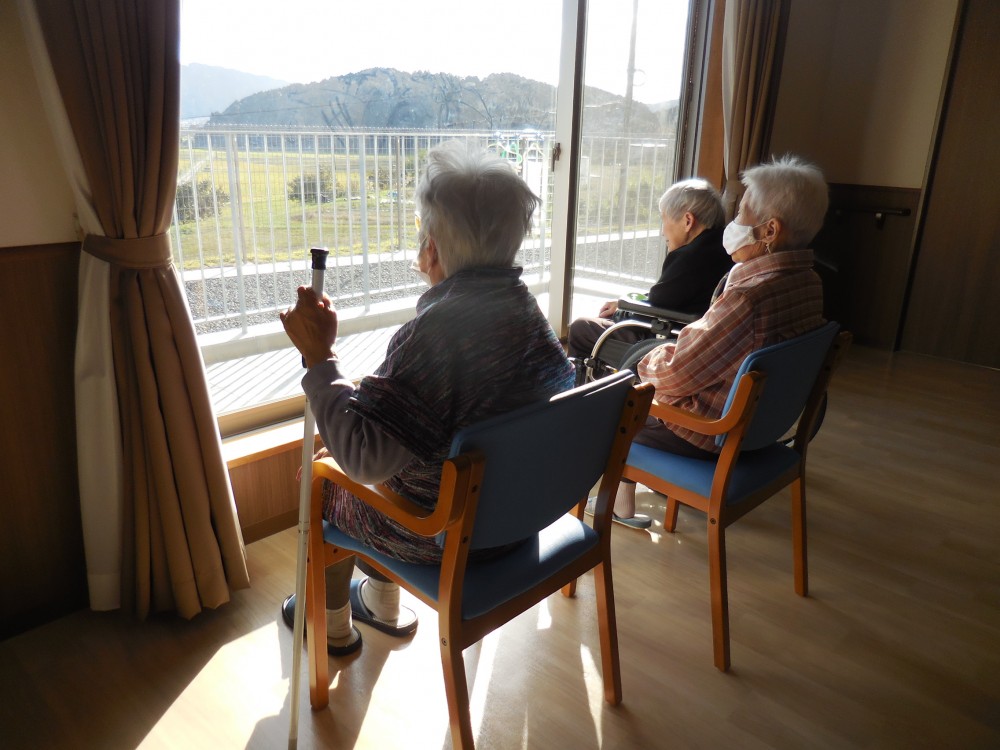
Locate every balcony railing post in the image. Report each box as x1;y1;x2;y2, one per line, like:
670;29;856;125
396;135;406;253
358;134;372;312
175;127;673;334
225;132;249;334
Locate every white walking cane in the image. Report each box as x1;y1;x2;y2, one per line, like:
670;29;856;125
288;247;329;749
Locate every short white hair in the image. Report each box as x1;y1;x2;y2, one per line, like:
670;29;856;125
741;155;828;249
657;178;724;229
416;141;540;276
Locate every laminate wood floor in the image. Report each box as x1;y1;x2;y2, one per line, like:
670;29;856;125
1;347;998;749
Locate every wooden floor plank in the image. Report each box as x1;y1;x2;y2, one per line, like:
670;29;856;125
1;346;999;749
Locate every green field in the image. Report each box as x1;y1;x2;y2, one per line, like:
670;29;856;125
170;139;665;272
172;147;420;270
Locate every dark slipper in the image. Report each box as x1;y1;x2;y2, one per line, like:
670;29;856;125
584;498;653;530
281;593;362;657
350;578;418;637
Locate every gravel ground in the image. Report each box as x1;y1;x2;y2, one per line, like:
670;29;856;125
187;236;665;335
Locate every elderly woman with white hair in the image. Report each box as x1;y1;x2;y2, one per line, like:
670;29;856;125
567;177;730;360
279;141;575;655
607;155;829;527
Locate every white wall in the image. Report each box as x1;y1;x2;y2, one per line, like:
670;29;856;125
770;0;959;187
0;2;76;248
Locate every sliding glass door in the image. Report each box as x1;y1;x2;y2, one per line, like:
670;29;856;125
177;0;693;427
569;0;691;322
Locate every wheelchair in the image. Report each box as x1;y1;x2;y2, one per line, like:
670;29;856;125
572;296;700;385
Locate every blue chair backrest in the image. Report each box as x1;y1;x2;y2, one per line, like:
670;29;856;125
447;371;635;551
717;322;839;451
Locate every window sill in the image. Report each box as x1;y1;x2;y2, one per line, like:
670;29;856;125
222;416;318;469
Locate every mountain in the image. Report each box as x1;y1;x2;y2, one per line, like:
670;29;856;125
646;100;680;134
206;67;674;136
181;63;288;121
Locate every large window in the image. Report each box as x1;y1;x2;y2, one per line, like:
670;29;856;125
575;0;689;297
176;0;693;434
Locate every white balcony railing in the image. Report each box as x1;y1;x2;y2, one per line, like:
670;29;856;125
171;127;674;349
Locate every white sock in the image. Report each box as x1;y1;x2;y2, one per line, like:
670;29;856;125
326;601;354;641
361;578;400;623
613;481;637;518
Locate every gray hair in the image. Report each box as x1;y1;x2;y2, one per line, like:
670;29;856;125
657;178;725;229
741;155;828;249
415;141;540;276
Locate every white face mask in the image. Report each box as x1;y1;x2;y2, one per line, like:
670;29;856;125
722;220;759;256
410;258;432;286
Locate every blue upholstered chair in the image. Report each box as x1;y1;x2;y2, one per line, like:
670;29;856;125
304;371;654;749
624;322;851;671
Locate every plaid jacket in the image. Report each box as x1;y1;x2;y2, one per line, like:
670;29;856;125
637;249;825;453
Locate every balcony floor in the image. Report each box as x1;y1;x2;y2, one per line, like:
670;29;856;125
207;326;401;415
206;290;610;420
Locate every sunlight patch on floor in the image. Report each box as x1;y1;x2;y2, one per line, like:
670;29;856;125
467;628;502;737
139;622;286;749
580;642;605;742
535;597;553;631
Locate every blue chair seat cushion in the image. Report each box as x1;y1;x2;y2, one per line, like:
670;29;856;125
322;513;599;621
627;442;800;506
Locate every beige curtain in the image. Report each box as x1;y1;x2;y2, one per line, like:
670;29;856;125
24;0;248;618
721;0;788;218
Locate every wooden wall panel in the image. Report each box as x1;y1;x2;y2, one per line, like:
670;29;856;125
812;184;920;348
901;0;1000;366
0;242;85;639
223;425;323;544
228;450;300;544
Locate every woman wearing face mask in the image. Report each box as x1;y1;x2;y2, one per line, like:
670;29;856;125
278;141;574;655
605;155;828;527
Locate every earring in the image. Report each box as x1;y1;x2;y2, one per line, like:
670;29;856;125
764;241;772;254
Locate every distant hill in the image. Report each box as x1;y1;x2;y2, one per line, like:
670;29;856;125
647;100;680;134
206;67;675;136
181;63;288;121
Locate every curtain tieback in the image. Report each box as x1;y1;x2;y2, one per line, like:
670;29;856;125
82;233;171;269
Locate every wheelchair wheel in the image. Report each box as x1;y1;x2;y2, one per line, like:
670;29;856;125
618;338;669;375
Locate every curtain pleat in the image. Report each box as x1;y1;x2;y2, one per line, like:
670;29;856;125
27;0;249;618
722;0;787;217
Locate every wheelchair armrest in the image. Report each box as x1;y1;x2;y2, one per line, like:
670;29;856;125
615;298;700;335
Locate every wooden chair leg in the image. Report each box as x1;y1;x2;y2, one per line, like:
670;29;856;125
664;497;680;532
791;477;808;597
562;499;590;598
307;528;330;709
441;631;475;750
707;519;731;672
593;561;623;704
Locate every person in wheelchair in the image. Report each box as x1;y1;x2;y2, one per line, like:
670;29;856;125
605;155;829;529
279;142;575;654
567;178;730;368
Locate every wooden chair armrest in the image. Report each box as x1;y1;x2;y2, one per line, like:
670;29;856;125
647;371;765;437
311;455;475;538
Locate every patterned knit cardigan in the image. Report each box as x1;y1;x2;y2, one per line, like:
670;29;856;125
325;265;575;563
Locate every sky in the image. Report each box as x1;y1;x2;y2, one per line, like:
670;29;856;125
180;0;689;105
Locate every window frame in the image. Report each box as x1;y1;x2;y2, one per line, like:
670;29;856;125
184;0;717;436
